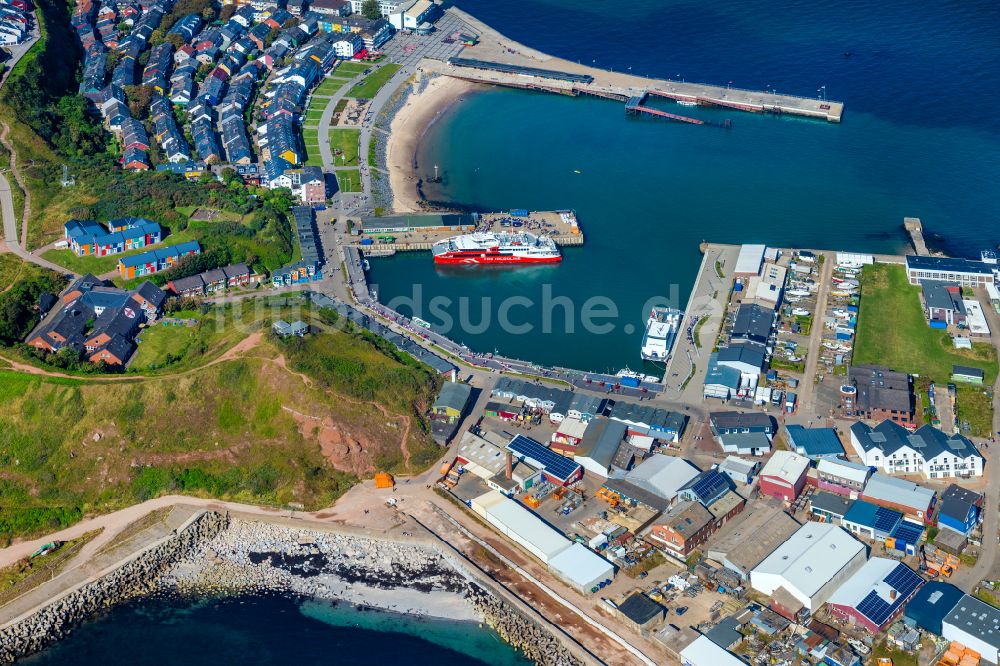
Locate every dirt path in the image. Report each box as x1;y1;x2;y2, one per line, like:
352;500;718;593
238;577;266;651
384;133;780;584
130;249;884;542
0;331;266;382
0;123;29;251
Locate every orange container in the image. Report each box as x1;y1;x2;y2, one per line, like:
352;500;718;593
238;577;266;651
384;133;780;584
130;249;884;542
374;472;394;489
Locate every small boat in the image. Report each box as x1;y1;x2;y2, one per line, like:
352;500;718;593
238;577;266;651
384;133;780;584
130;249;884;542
412;317;431;330
677;100;698;107
362;259;370;271
573;169;582;174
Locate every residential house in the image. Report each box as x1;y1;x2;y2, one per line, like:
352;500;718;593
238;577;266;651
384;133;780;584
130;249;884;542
117;241;201;279
646;500;715;560
937;484;982;536
840;365;915;426
432;382;472;423
922;281;967;326
850;420;984;479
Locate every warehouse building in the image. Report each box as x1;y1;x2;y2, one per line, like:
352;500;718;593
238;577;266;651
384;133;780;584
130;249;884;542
906;255;996;287
706;503;800;581
680;635;747;666
619;455;701;506
943;595;1000;664
784;425;845;460
903;581;964;636
862;474;936;523
750;522;866;613
809;491;854;524
574;418;629;478
615;592;665;635
826;558;924;633
360;213;476;235
840;499;903;542
470;490;614;593
507;435;583;486
758;451;810;501
734;244;766;277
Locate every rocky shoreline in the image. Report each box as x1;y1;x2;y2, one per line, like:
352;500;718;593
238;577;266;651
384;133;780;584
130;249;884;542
0;511;229;663
0;513;587;666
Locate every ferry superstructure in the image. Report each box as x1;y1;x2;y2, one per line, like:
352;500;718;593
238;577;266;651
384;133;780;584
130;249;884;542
640;307;682;361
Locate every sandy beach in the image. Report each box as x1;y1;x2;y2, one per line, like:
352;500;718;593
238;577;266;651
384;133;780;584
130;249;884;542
386;74;481;213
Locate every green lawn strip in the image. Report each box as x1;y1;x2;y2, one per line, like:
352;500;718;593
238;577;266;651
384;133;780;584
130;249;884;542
335;62;371;75
41;229;200;275
328;128;359;167
854;264;999;384
346;63;401;99
335;169;362;193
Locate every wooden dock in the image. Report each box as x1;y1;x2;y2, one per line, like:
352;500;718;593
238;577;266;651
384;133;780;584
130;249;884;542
422;57;843;123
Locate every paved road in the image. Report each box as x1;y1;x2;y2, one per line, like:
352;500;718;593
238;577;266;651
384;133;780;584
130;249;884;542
796;251;834;419
661;244;739;403
953;294;1000;592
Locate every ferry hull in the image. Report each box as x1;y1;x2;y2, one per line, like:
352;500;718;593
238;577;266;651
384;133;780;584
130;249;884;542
434;253;562;265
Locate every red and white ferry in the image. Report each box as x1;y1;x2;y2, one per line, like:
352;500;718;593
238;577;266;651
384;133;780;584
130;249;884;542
432;232;562;265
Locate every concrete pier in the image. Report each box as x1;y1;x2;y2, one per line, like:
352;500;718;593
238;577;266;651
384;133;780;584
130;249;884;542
420;58;843;123
904;217;929;255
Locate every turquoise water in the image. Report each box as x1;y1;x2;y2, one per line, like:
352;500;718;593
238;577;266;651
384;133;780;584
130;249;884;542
23;594;530;665
368;0;1000;372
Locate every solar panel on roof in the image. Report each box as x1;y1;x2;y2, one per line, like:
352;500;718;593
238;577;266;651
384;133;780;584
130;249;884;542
886;564;922;598
688;470;727;502
508;434;580;481
874;507;901;533
857;564;923;627
890;522;923;546
858;591;893;626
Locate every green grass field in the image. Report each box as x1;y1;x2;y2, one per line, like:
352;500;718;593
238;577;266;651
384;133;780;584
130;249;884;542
347;63;401;99
328;129;359;167
336;61;371;75
0;254;26;290
313;77;351;97
0;297;444;538
335;169;362;193
854;264;999;384
302;128;319;144
855;264;997;436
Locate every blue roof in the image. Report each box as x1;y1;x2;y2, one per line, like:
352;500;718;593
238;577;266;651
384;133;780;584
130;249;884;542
119;241;200;268
843;499;902;534
903;581;964;635
785;425;844;457
906;255;995;275
507;435;581;483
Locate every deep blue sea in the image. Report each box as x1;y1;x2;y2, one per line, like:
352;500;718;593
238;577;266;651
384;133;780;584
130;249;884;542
22;594;530;665
369;0;1000;372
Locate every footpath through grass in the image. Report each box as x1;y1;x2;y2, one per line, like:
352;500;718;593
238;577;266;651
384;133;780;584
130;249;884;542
347;63;401;99
854;264;998;383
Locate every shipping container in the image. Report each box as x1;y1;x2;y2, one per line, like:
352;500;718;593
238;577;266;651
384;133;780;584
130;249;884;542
509;209;529;217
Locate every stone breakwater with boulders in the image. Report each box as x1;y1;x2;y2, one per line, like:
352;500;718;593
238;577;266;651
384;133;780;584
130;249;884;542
0;514;586;666
165;518;586;666
0;510;230;664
